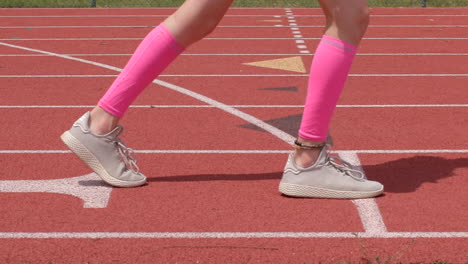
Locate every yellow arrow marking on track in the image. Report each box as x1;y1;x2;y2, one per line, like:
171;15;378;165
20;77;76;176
243;56;306;73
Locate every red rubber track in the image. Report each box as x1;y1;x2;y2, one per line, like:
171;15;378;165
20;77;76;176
0;7;467;264
2;38;468;54
1;238;467;264
2;76;467;106
1;54;466;75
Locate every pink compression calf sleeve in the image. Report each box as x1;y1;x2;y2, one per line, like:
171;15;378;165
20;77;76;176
98;24;184;117
298;35;357;141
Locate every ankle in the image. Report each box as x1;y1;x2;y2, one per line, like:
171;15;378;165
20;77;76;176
293;137;325;168
294;149;321;168
89;107;120;135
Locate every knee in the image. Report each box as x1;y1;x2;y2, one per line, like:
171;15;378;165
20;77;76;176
186;17;222;44
166;13;222;46
353;6;370;33
322;4;369;44
328;5;370;36
195;17;220;40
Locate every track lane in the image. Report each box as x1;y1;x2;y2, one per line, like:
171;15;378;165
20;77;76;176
2;26;467;39
1;107;468;151
0;153;362;233
1;237;467;263
2;38;468;53
2;76;467;107
0;54;466;75
361;153;468;232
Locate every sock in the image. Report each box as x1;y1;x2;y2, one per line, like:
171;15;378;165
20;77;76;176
98;23;184;117
298;35;357;141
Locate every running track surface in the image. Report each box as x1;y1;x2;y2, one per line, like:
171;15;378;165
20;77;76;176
0;7;467;264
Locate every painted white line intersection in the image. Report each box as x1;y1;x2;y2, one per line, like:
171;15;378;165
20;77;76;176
0;173;112;208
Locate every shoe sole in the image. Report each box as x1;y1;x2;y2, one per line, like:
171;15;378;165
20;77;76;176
61;131;146;188
279;182;383;199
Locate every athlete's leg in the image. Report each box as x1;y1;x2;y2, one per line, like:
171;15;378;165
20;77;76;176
89;0;234;135
294;0;369;167
62;0;234;187
279;0;382;199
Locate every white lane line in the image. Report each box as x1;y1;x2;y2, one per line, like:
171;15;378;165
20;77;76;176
239;25;468;28
0;150;289;154
0;7;462;10
0;173;112;208
197;53;468;56
350;74;468;77
1;25;467;29
339;152;387;235
2;53;468;56
209;37;468;40
1;74;467;77
1;15;467;18
338;104;468;107
0;232;467;239
146;74;468;77
340;149;468;154
358;53;468;56
3;104;468;109
2;37;467;40
0;75;118;77
3;150;468;154
0;38;145;40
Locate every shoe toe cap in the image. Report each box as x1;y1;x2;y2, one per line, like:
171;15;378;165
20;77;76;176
119;170;147;185
362;179;384;193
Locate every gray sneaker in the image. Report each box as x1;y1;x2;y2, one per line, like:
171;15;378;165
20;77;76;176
61;112;146;188
279;140;383;199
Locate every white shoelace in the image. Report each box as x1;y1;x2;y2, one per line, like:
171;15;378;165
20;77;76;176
114;139;140;173
325;153;365;181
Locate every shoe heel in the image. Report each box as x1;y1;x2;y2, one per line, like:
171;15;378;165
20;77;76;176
61;131;110;183
61;131;145;188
